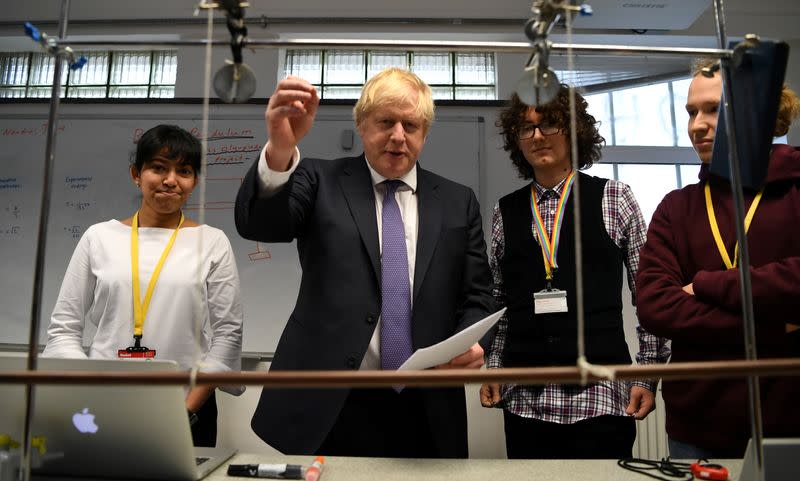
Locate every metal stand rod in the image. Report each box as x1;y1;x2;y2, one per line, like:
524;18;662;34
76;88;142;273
713;1;764;480
54;37;732;58
2;358;799;388
564;11;587;373
21;1;69;480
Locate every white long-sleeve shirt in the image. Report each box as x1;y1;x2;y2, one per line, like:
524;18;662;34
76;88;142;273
44;220;244;394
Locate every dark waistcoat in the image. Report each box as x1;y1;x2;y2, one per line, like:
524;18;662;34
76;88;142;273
498;173;631;367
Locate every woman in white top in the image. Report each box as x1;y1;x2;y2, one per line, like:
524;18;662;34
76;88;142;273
43;124;244;446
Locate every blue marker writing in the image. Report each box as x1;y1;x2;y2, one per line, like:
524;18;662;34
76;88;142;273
227;464;304;479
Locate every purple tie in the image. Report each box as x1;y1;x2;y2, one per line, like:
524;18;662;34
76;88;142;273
380;180;413;372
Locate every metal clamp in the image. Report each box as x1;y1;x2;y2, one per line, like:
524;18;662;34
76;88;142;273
23;22;87;71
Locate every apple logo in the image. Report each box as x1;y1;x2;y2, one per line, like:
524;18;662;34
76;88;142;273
72;408;99;434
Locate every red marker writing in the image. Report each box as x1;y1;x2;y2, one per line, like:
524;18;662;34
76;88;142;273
304;456;325;481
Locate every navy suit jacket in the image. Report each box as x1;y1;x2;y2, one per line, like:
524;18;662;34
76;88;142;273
234;154;494;456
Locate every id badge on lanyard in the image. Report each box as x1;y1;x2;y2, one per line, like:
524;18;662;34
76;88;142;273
530;173;573;316
118;335;156;358
118;211;183;359
534;288;568;314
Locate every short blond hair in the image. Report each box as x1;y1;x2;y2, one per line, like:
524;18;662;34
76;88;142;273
690;57;718;77
689;57;800;136
353;67;435;135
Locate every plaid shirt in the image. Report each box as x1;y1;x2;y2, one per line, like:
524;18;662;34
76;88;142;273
486;174;670;424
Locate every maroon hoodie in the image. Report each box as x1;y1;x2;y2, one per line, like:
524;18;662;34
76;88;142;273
636;144;800;456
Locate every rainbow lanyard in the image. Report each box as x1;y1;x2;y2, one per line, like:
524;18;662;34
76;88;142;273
530;171;576;283
704;182;763;269
130;211;184;339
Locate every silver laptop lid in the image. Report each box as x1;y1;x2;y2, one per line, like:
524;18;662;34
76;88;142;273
0;356;233;481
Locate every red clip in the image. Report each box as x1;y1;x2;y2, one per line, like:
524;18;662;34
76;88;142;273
690;462;729;481
118;349;156;358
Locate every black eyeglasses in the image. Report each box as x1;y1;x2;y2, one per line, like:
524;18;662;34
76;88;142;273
517;123;561;140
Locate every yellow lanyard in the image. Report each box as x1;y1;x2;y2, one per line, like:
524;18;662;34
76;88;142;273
704;182;763;269
131;211;184;338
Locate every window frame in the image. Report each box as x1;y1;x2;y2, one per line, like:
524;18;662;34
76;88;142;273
282;48;498;101
584;76;694;149
0;49;178;100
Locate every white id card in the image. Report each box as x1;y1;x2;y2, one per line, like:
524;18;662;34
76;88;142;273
533;289;568;314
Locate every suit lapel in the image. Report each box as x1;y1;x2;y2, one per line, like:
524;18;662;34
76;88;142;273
340;155;380;281
413;168;442;302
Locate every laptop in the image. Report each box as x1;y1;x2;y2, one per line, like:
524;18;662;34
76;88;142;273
739;437;800;481
0;355;235;480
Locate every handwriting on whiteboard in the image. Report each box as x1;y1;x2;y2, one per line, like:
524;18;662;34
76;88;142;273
4;204;20;218
0;225;20;236
65;176;92;191
132;127;255;143
0;178;21;190
65;201;91;211
2;123;65;136
63;225;83;239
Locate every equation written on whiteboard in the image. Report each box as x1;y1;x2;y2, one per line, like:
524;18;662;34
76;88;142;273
63;225;83;239
4;204;20;218
65;201;91;211
0;225;21;236
1;204;22;238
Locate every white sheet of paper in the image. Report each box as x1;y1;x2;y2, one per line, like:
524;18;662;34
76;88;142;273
397;308;507;371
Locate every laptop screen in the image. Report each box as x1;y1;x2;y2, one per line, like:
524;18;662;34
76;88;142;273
0;356;232;480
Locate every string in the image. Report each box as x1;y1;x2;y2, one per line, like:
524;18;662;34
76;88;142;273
563;3;593;385
578;357;617;384
189;3;215;379
189;364;200;393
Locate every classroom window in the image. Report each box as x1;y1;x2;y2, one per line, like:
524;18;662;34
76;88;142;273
585;91;614;145
0;50;177;99
283;49;497;100
678;163;701;187
581;76;694;148
584;162;698;225
671;78;693;147
579;76;708;224
612;83;674;147
584;162;614;181
616;164;679;224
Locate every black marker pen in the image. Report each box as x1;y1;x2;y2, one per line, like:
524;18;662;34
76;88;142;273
227;463;304;479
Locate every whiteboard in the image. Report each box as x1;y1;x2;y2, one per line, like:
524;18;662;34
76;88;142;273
0;111;483;354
